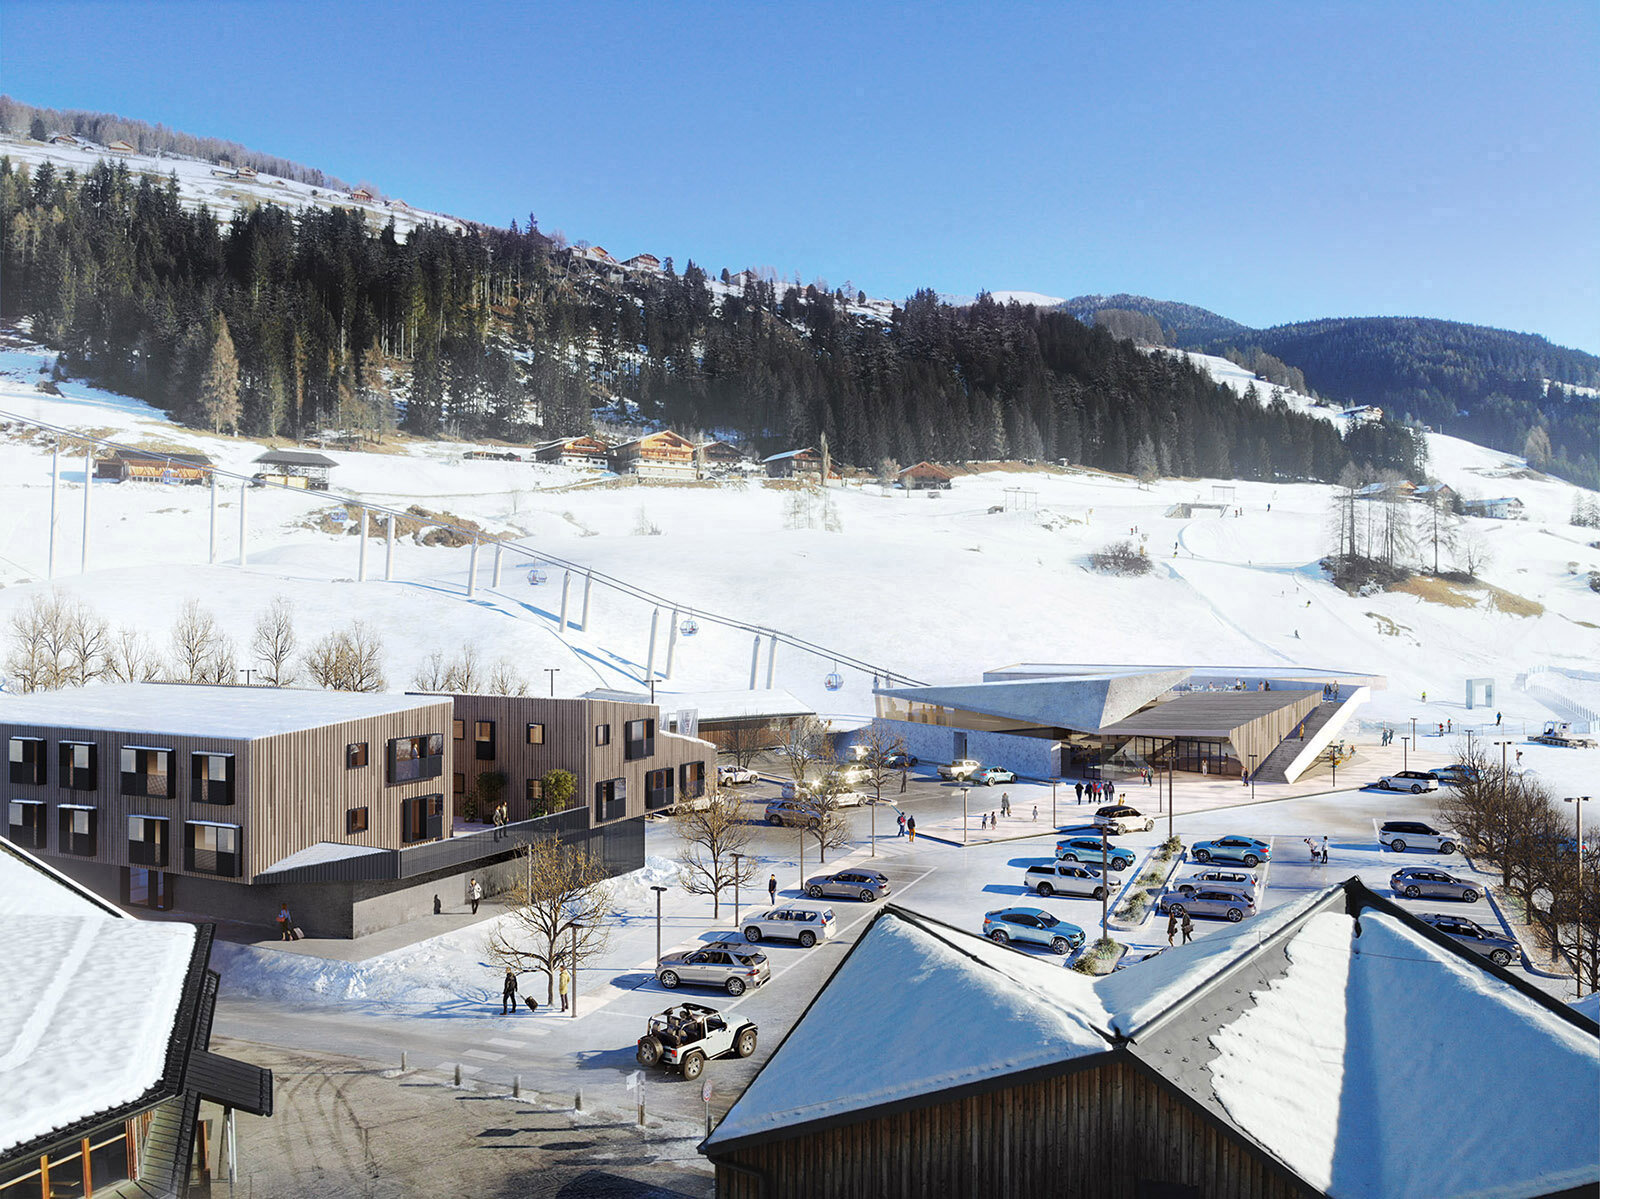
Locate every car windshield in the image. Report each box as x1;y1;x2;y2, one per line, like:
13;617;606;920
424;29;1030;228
1036;913;1059;927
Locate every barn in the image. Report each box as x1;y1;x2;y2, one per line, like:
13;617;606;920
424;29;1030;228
94;450;214;485
897;461;953;490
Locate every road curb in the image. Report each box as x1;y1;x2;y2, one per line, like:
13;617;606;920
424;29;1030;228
1106;845;1178;931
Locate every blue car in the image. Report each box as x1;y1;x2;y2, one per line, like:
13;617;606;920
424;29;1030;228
1188;835;1270;867
1054;836;1135;870
982;907;1087;955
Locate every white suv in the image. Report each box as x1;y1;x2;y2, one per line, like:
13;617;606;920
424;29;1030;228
718;765;759;786
937;758;983;781
1378;820;1461;855
1376;770;1440;794
740;905;835;948
1091;804;1155;834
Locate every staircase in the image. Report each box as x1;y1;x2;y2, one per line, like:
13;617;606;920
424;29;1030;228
1253;700;1344;783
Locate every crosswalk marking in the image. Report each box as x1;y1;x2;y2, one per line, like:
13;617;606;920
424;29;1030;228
465;1048;505;1061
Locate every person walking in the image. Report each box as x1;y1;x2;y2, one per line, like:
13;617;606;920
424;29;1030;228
1167;908;1179;946
980;812;988;831
1241;768;1250;788
467;877;482;915
768;874;778;903
1421;690;1427;704
1180;908;1194;944
558;963;570;1013
1001;793;1010;818
989;811;997;831
897;811;907;838
277;902;294;942
907;815;916;841
899;767;908;794
1495;711;1503;726
1298;722;1306;740
1075;781;1084;805
1032;804;1038;821
1321;836;1329;864
502;968;518;1014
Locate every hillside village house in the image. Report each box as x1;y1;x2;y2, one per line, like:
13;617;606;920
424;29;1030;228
106;138;136;154
534;435;610;469
897;461;954;490
0;838;274;1199
94;450;214;485
2;683;711;938
1341;404;1385;423
610;430;697;479
1466;496;1526;520
252;448;337;490
622;253;663;274
702;882;1599;1199
47;132;79;145
762;447;825;479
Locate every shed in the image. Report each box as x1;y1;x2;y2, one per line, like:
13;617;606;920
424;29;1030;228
253;448;338;490
898;460;953;490
95;450;214;485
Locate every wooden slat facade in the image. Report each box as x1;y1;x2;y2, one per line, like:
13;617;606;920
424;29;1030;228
712;1057;1317;1199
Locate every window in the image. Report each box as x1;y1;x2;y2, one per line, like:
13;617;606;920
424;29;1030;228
191;752;235;805
185;821;240;877
644;767;675;810
526;778;545;802
347;742;369;769
625;718;654;760
453;771;466;794
7;800;46;849
595;723;611;747
346;807;369;834
59;741;98;790
594;778;627;822
120;746;174;798
387;734;444;784
453;719;465;740
475;720;496;761
680;761;706;800
58;806;97;856
8;736;46;785
401;793;443;844
527;723;544;745
127;815;169;868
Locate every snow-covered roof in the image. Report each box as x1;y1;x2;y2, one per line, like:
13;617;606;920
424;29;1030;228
704;908;1116;1149
0;683;450;739
260;841;391;875
581;686;814;721
1572;992;1600;1022
761;447;816;462
0;838;125;919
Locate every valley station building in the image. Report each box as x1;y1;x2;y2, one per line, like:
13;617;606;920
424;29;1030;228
873;664;1385;784
2;683;713;938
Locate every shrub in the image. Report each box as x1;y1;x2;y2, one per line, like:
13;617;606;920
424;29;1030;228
1090;539;1151;576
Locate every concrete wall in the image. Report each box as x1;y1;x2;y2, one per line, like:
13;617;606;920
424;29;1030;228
875;720;962;767
874;720;1061;780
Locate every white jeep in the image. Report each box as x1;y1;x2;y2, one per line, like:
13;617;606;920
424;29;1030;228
937;758;983;781
635;1004;758;1081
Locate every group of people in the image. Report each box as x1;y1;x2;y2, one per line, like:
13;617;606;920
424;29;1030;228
1073;779;1123;804
1303;836;1330;863
895;811;917;840
499;963;570;1014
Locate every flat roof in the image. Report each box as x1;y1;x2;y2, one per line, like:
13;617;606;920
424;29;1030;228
988;663;1387;688
0;684;450;739
1095;690;1319;738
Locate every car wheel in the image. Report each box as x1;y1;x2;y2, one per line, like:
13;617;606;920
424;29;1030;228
1462;889;1479;903
1243;855;1260;867
798;930;816;948
768;815;784;827
726;977;746;997
681;1051;705;1081
1404;885;1421;899
1094;886;1106;901
1390;839;1407;853
1411;784;1424;794
734;1027;757;1057
1063;852;1079;863
985;778;993;786
1226;909;1243;922
1112;859;1129;871
1050;937;1071;955
659;970;680;989
1036;882;1054;897
1169;904;1188;917
744;926;762;943
636;1037;660;1067
860;889;875;902
989;929;1010;944
807;884;823;898
1439;842;1456;855
1195;850;1212;863
1146;821;1154;832
1490;949;1513;966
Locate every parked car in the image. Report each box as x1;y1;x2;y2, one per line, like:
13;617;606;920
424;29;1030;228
884;751;918;768
1389;867;1482;902
1174;868;1258;898
982;907;1086;954
764;798;821;828
828;762;869;786
741;904;835;947
1023;862;1106;899
972;766;1017;786
656;946;771;996
1091;804;1155;834
1188;836;1270;867
1054;836;1136;870
1378;820;1461;855
636;1004;757;1080
718;764;760;786
1375;770;1440;794
937;758;984;781
1430;764;1476;786
1420;913;1521;965
806;868;891;902
1161;887;1257;923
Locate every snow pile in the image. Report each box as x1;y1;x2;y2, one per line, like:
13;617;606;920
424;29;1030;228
601;853;683;909
0;914;196;1153
0;842;121;918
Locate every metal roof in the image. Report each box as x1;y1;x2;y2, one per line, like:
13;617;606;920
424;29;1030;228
254;449;338;467
1094;690;1319;737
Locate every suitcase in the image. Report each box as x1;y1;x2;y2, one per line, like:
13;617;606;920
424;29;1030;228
293;928;305;940
524;996;538;1012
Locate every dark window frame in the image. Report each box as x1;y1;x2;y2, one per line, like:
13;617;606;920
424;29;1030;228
475;720;496;761
387;734;444;785
7;799;47;849
527;723;544;745
453;719;465;740
58;740;98;790
594;777;627;822
595;723;611;747
625;718;655;761
346;807;369;835
400;793;444;844
184;820;241;877
8;736;47;786
453;771;466;794
126;814;170;868
190;751;236;805
643;766;675;811
58;805;98;857
346;742;369;769
120;746;175;799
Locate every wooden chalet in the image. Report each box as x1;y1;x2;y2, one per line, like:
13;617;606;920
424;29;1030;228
699;440;747;466
94;450;214;485
703;881;1599;1199
898;460;953;490
534;436;610;469
236;165;258;179
106;139;136;154
46;132;79;146
461;448;522;462
349;187;376;202
1467;496;1526;520
761;447;823;479
253;448;337;490
1341;404;1385;423
610;430;696;479
622;253;663;274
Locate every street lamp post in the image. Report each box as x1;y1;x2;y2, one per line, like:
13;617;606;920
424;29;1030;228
1248;753;1259;802
1411;717;1417;752
870;792;876;858
1563;796;1592;997
961;786;970;844
1099;834;1110;941
1051;779;1057;828
542;667;560;697
730;852;744;927
1167;762;1174;843
567;921;581;1018
650;885;667;979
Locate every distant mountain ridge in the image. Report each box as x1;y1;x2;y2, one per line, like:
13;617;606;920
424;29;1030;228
1056;293;1249;345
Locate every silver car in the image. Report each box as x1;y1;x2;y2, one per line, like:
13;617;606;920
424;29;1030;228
1174;868;1258;900
1162;887;1256;923
805;868;890;902
1421;913;1521;965
657;947;771;996
740;904;835;947
1024;862;1105;899
765;799;821;829
1390;867;1482;903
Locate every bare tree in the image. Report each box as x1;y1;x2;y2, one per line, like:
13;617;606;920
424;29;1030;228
62;600;111;686
717;715;768;769
674;786;760;918
105;627;163;683
251;597;299;686
303;620;387;691
4;591;76;692
169;598;236;683
445;641;484;692
1417;484;1454;575
488;660;528;696
1548;830;1600;993
803;753;853;864
485;835;614;979
855;724;907;806
781;715;832;786
411;649;449;691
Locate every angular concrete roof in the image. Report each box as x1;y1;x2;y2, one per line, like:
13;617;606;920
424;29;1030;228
1094;689;1319;738
877;668;1188;734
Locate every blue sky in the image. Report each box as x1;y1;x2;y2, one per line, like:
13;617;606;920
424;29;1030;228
1;0;1600;351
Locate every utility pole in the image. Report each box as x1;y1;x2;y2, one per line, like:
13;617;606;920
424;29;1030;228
1411;717;1417;752
1168;762;1174;843
1051;779;1057;828
48;441;58;579
1249;753;1259;802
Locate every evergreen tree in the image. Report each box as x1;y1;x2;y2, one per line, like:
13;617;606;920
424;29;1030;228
199;312;242;434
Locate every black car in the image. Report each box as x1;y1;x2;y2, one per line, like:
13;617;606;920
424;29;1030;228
885;751;919;768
